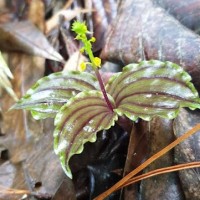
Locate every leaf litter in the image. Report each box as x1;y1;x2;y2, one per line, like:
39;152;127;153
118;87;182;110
1;0;200;199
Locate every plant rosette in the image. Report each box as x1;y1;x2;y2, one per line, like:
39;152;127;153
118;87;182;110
12;21;200;179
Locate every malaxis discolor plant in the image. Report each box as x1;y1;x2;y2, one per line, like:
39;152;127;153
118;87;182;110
12;21;200;179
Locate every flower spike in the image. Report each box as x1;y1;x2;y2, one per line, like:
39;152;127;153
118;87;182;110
94;57;101;68
71;21;87;35
79;62;87;72
71;21;101;69
71;21;114;111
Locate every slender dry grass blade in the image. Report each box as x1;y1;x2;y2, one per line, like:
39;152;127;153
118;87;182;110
123;161;200;187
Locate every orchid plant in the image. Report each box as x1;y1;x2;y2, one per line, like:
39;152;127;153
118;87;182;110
12;21;200;179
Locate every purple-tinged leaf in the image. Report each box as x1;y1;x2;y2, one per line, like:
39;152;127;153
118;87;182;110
106;60;200;121
12;71;100;119
54;90;117;178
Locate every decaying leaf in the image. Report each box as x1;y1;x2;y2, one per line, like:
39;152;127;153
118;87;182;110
21;119;67;198
101;0;200;91
140;117;184;200
0;119;72;200
0;161;27;200
88;0;117;51
0;52;45;165
153;0;200;33
52;178;76;200
0;21;63;62
174;109;200;199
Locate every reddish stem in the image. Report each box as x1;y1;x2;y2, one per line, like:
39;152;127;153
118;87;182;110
95;69;114;112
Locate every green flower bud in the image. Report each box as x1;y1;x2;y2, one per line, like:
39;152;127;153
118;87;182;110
71;21;87;35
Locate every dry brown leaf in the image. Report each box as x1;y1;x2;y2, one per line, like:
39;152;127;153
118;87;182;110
0;51;69;198
139;118;184;200
21;119;67;198
0;53;45;161
0;119;71;200
85;0;117;51
153;0;200;33
0;161;27;200
52;178;76;200
28;0;45;32
0;20;63;62
101;0;200;91
123;121;147;199
174;109;200;199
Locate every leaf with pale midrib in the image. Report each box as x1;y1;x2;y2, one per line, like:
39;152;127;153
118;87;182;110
12;71;100;119
106;60;200;121
54;90;117;178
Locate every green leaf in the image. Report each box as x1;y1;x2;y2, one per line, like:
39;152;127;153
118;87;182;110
54;90;117;178
12;71;100;119
106;60;200;121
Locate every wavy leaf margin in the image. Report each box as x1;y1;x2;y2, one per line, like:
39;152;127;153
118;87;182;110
106;60;200;121
54;90;118;178
12;71;99;119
